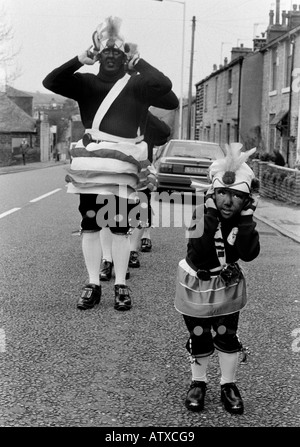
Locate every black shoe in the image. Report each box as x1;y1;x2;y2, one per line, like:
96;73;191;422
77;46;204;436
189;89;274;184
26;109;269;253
114;284;132;311
129;251;140;268
100;259;112;281
77;284;101;310
221;382;244;415
141;238;152;252
185;381;206;412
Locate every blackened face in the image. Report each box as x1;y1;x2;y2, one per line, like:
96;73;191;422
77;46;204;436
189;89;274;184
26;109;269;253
214;188;248;219
98;46;126;74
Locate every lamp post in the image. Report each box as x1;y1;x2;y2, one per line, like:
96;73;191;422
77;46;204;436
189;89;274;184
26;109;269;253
153;0;186;139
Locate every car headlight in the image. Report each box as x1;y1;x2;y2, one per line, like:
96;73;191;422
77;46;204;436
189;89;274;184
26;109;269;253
159;163;173;173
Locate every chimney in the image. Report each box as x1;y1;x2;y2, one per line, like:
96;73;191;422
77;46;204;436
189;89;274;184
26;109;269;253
282;10;287;26
287;3;300;29
253;32;267;51
213;64;217;71
275;0;280;24
231;44;252;61
267;1;286;42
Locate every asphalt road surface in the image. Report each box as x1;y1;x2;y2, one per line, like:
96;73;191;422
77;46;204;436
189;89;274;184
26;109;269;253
0;165;299;428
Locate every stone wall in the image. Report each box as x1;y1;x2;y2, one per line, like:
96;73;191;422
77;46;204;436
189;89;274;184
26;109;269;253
252;159;300;205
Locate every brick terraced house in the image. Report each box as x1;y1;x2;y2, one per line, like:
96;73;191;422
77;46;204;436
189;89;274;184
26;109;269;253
194;0;300;169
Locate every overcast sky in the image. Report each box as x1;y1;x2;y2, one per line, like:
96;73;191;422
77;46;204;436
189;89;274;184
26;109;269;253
0;0;295;98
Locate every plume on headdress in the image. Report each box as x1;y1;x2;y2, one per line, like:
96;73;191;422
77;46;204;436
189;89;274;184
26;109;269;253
92;16;125;53
97;16;122;40
209;143;257;193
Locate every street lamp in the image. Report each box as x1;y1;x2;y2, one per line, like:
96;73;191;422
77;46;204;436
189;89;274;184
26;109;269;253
153;0;186;139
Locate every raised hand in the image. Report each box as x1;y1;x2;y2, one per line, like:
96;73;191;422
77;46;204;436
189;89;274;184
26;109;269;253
241;194;259;216
205;185;216;210
125;42;140;71
78;46;98;65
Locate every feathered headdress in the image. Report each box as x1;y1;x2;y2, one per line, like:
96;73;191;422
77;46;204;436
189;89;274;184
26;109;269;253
209;143;257;193
92;16;125;53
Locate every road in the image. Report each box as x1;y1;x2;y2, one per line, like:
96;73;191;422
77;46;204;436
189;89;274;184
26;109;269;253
0;165;300;428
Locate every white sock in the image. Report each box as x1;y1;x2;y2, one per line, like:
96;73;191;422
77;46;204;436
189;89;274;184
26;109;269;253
130;227;143;252
82;232;102;286
100;227;113;262
142;227;151;240
218;351;239;385
190;355;209;382
112;233;130;285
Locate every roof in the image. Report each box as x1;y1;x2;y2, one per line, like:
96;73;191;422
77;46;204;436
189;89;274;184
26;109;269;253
5;85;33;98
5;85;66;106
0;93;36;132
195;56;244;87
29;91;66;106
261;23;300;52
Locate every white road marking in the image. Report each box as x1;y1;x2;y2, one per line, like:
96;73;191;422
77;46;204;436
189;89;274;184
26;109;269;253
0;208;21;219
29;188;62;203
0;328;6;353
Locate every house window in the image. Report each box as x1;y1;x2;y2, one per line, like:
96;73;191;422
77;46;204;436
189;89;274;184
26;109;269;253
214;77;218;105
271;47;278;91
227;69;232;103
207;128;210;141
213;123;216;142
284;41;293;88
219;123;222;145
226;123;230;144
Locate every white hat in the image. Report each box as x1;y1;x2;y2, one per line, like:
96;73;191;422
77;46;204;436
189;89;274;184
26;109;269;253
93;16;125;53
209;143;256;194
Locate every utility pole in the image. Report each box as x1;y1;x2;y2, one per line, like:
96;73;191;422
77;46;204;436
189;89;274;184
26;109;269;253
187;16;196;139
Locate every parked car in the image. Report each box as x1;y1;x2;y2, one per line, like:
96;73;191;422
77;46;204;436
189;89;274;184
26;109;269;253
153;139;225;192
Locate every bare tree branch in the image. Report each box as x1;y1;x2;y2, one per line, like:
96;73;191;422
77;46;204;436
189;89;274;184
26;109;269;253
0;4;22;87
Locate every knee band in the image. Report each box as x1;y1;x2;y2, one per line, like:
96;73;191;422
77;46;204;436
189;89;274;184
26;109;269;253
213;326;242;353
109;227;131;235
186;326;214;357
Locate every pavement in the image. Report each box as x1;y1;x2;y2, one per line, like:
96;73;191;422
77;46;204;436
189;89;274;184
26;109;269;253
1;159;300;244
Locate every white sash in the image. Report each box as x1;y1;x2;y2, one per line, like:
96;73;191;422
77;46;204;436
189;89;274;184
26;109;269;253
92;73;131;130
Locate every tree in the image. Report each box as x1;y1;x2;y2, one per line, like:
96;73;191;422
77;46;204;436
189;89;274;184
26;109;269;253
0;4;21;90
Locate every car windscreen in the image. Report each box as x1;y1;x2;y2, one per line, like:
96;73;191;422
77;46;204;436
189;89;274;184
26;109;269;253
166;142;223;159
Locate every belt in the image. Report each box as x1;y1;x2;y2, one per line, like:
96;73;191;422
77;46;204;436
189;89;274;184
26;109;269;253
196;268;222;280
82;133;103;147
83;131;144;147
198;263;242;284
186;258;242;284
185;258;222;281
